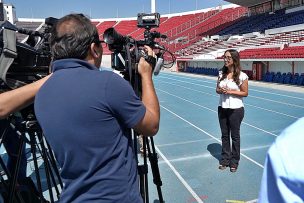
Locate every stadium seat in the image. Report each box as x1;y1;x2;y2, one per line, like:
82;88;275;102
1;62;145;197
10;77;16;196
283;72;292;84
278;73;286;83
266;72;275;82
297;73;304;86
273;72;281;83
290;73;299;85
262;72;269;82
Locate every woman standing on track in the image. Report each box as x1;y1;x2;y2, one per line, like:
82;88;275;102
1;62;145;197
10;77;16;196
216;49;248;173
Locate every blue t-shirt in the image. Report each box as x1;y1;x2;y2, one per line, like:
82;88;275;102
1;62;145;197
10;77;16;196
258;117;304;203
34;59;146;203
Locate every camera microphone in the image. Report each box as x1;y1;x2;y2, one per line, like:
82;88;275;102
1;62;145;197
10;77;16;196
153;43;165;50
153;57;163;76
17;28;42;37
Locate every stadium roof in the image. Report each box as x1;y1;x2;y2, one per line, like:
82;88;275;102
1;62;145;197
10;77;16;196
225;0;270;7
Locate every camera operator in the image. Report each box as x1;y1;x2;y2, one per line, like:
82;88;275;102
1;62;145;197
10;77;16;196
34;13;160;203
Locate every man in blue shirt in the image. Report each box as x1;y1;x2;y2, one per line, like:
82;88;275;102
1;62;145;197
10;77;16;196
258;117;304;203
34;14;160;202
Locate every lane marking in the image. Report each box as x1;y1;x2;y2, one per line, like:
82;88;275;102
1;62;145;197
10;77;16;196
157;139;213;147
155;145;204;203
249;95;303;108
157;153;213;164
158;89;279;137
160;105;264;168
156;81;300;119
158;74;304;101
245;103;299;119
156;76;304;108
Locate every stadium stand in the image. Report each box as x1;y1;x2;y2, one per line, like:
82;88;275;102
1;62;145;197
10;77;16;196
5;0;304;87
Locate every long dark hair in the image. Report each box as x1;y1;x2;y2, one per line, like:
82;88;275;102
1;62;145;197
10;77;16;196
50;13;100;60
219;49;241;85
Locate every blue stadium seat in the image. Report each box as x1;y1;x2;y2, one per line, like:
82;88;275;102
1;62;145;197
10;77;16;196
273;72;281;83
297;73;304;86
262;72;269;82
283;72;292;84
266;72;275;82
278;73;286;83
290;73;299;85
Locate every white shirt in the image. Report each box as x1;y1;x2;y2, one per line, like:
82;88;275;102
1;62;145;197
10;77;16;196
218;71;248;109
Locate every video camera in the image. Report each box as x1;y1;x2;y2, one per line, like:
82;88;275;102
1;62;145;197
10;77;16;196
0;17;57;90
103;13;175;81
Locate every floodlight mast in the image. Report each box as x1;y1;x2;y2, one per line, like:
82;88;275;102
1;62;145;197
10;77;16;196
151;0;156;13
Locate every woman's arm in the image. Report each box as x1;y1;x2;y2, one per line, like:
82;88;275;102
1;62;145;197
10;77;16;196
226;79;248;97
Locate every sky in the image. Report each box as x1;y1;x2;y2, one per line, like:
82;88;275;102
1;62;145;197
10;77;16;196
6;0;230;19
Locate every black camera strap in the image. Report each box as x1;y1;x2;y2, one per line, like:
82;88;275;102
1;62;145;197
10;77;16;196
0;28;17;87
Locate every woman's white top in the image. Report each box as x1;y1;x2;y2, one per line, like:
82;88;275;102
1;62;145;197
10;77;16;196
218;71;248;109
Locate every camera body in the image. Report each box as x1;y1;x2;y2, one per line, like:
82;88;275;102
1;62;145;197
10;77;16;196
0;18;57;90
103;12;167;79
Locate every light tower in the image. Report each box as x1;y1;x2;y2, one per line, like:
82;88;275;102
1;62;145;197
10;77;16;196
0;0;4;21
151;0;156;13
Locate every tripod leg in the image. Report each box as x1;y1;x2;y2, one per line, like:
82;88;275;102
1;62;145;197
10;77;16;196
138;164;149;203
41;137;62;200
135;132;149;203
1;120;27;203
29;133;45;202
8;136;26;203
36;132;55;203
138;136;150;203
146;137;164;203
0;155;24;203
45;139;63;189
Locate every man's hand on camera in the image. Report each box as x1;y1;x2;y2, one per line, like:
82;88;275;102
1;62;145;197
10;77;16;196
134;45;160;137
138;45;155;78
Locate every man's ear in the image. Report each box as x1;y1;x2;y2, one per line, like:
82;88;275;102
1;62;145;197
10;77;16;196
90;43;99;58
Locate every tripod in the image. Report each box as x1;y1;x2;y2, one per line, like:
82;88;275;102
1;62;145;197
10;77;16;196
135;133;164;203
130;66;164;203
0;112;63;203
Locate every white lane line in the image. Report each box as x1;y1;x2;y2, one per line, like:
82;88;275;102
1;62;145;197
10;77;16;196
249;95;304;108
155;145;204;203
246;199;258;203
157;77;214;89
156;145;270;165
158;89;279;137
249;89;304;100
158;74;304;100
156;76;304;108
160;74;304;101
241;145;271;152
157;153;213;164
157;139;213;147
245;103;299;119
156;81;300;119
162;74;304;100
160;105;264;168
